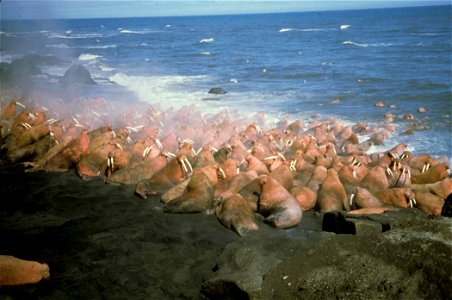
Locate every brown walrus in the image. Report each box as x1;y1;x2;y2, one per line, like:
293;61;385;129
215;193;259;237
258;175;302;229
317;168;349;212
360;162;391;193
291;165;327;211
410;178;452;199
374;188;416;208
106;153;169;185
413;191;445;216
350;187;384;209
0;255;49;286
163;164;219;213
410;163;449;184
135;154;191;198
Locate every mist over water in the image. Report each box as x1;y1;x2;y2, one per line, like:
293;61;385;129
1;6;451;158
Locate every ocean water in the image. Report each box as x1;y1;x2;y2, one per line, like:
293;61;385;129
1;5;451;158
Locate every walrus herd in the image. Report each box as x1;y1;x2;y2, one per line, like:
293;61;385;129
1;98;451;240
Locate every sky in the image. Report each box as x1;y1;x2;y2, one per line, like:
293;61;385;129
1;0;450;20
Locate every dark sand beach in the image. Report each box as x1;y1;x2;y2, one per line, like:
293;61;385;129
1;164;451;299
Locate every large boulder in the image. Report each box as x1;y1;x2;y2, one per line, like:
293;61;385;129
60;64;96;85
208;87;227;95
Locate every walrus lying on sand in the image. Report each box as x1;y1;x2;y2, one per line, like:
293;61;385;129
0;255;49;286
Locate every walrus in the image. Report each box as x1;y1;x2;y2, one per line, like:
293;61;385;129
347;206;399;215
374;188;416;208
193;145;217;168
350;187;384;209
163;164;219;213
242;154;269;175
0;255;49;286
360;162;391;193
291;165;327;211
13;122;50;149
410;163;449;184
215;193;259;236
317;168;349;212
6;135;55;163
135;154;191;198
410;178;452;199
36;129;90;172
413;191;444;216
257;175;302;229
106;153;168;185
269;162;294;191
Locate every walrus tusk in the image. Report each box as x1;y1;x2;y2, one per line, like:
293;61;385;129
254;125;263;134
72;117;80;125
191;148;197;156
47;118;58;125
184;158;193;174
28;113;37;120
350;193;355;206
75;124;86;128
211;147;218;153
277;152;286;161
20;122;32;130
422;164;426;173
112;130;116;138
352;169;357;179
236;167;240;174
196;147;203;155
218;167;226;179
115;143;123;151
264;155;278;161
181;159;188;174
181;138;194;145
126;136;132;144
164;151;176;158
386;167;394;177
290;159;297;172
155;139;163;150
15;101;26;109
409;198;416;208
92;110;101;117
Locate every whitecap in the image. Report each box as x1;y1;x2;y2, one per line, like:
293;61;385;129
99;65;115;72
46;43;69;49
78;54;103;61
342;40;392;47
48;33;103;39
85;44;117;49
230;78;239;84
200;52;211;55
340;25;351;30
119;29;151;34
279;28;294;33
199;38;215;43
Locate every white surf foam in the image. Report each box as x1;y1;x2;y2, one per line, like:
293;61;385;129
340;24;351;30
119;29;153;34
109;72;215;110
279;28;294;32
78;54;103;61
200;52;211;55
199;38;215;43
85;45;117;49
343;40;393;47
48;33;103;39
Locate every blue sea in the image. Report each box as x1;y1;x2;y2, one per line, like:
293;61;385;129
1;5;451;158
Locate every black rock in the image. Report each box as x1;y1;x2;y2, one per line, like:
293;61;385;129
441;193;452;217
208;87;227;95
60;64;96;85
